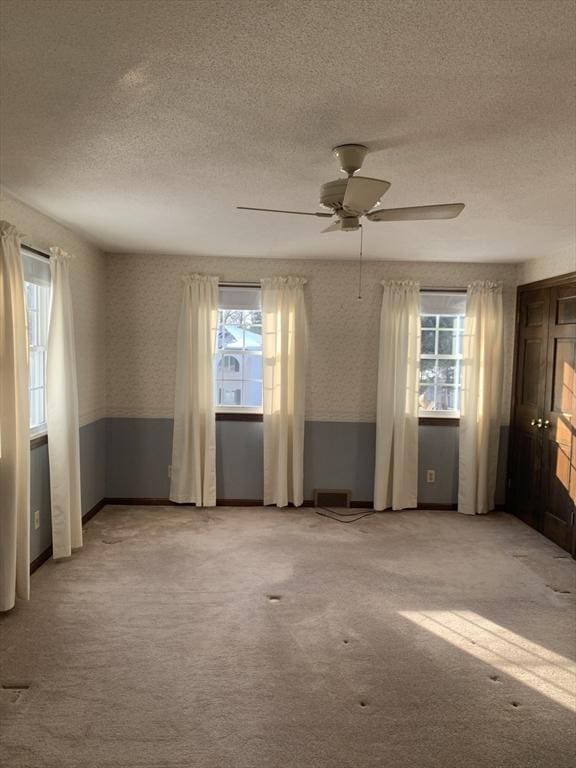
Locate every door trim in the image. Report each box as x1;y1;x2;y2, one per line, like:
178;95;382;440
518;271;576;291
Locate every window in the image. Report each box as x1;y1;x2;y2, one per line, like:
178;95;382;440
22;249;51;433
419;292;466;416
214;286;262;411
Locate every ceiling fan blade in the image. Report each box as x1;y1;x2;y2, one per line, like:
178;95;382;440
237;206;332;217
342;177;391;215
366;203;465;222
321;221;341;233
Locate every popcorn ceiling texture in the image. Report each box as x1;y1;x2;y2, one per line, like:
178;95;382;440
521;245;575;285
105;253;519;423
0;193;107;426
1;0;574;262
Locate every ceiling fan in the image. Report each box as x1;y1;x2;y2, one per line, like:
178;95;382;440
237;143;464;232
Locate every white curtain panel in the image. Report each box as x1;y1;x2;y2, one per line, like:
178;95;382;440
46;248;83;559
261;277;307;507
374;280;420;511
458;281;504;515
170;275;219;506
0;221;30;611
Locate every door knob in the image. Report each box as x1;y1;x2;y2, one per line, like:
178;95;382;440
543;419;551;429
530;418;543;428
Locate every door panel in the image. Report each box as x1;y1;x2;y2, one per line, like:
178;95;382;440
541;285;576;552
556;290;576;325
512;431;540;524
510;289;549;527
521;339;543;406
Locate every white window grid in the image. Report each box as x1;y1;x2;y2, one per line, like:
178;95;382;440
419;314;465;415
25;281;50;432
214;308;263;411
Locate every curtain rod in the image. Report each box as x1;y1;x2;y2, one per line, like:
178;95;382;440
22;243;50;260
421;287;467;293
219;281;261;288
220;282;467;292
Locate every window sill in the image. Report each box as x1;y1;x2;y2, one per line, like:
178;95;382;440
30;432;48;448
419;416;460;426
216;412;263;422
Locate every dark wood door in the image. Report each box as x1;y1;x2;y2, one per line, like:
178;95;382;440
540;284;576;552
510;288;550;528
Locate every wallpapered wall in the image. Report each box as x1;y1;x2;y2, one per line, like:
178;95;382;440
521;245;575;285
0;192;107;425
4;188;571;429
106;253;519;424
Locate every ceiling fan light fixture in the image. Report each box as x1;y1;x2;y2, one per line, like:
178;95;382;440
340;217;360;231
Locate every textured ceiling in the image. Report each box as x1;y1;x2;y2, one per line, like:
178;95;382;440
1;0;575;262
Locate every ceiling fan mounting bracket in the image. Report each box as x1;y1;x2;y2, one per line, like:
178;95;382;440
332;144;368;176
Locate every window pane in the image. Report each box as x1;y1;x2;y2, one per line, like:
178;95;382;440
438;331;455;355
219;353;242;377
29;387;45;429
219;382;242;406
222;309;243;326
29;349;44;388
243;354;262;380
218;326;242;350
37;284;50;345
421;316;436;328
27;309;39;346
439;316;456;328
243;311;262;328
419;385;436;410
243;326;262;351
420;359;436;383
437;359;456;384
437;386;457;411
26;282;37;309
243;381;262;407
421;330;436;354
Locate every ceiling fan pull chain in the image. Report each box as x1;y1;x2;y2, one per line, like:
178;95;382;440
358;224;364;300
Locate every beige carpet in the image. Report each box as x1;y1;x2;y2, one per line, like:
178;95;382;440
1;506;575;768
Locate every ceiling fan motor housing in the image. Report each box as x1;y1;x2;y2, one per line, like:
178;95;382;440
319;179;348;211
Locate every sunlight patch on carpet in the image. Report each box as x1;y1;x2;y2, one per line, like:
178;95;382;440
399;610;576;711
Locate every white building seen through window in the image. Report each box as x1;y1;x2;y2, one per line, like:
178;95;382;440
214;286;262;410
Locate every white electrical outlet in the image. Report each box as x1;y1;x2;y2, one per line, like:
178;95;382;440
34;510;40;530
426;470;436;484
168;464;172;478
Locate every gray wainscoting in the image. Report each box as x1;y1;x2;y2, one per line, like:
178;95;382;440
105;418;509;506
105;418;265;500
30;417;508;560
80;418;107;515
29;419;107;561
30;442;52;561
